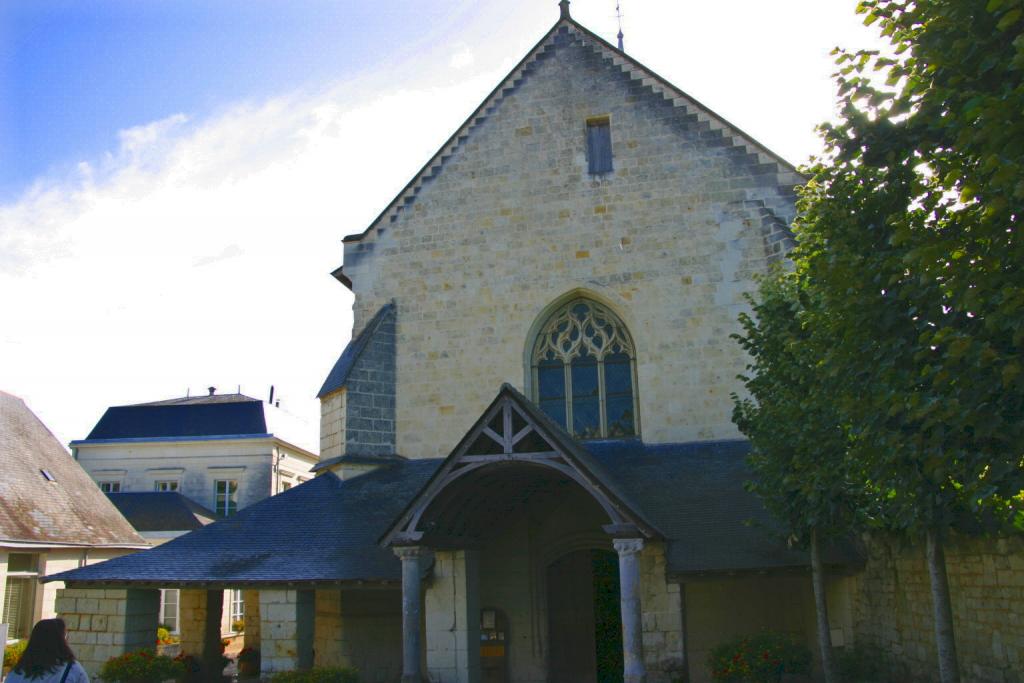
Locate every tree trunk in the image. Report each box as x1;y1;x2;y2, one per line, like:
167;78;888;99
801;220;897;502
926;528;960;683
810;528;838;683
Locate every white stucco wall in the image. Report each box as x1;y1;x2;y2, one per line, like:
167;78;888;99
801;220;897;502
72;438;317;512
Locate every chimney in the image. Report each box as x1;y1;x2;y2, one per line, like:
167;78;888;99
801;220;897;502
208;386;216;396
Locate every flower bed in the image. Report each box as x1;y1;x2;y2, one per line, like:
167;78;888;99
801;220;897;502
708;631;811;683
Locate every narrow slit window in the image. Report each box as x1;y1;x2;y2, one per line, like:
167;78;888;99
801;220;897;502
587;117;613;174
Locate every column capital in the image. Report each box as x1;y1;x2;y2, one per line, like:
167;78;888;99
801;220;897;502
394;545;429;561
613;537;645;556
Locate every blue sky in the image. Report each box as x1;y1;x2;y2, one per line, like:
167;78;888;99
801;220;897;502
0;1;888;448
0;0;494;198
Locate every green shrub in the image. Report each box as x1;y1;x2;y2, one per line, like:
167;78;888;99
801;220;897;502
231;619;246;633
708;631;811;683
4;640;27;670
270;667;359;683
99;649;184;682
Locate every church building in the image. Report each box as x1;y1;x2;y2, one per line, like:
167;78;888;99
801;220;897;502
49;4;868;682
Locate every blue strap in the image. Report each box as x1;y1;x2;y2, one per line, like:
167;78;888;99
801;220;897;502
59;662;73;683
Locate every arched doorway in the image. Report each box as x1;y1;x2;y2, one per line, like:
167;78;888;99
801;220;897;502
547;549;623;683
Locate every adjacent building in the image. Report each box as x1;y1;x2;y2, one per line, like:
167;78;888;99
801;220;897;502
0;390;146;642
72;389;319;637
72;389;319;510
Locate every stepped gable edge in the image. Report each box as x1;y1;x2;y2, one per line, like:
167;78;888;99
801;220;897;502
333;14;805;290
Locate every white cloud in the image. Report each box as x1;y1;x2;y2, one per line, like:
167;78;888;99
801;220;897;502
450;44;476;70
0;65;505;446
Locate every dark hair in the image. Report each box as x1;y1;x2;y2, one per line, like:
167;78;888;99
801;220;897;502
13;618;76;679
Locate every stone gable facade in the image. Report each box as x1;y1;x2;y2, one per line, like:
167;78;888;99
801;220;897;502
331;25;799;459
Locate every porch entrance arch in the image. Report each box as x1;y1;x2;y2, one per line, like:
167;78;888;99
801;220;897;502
381;385;662;683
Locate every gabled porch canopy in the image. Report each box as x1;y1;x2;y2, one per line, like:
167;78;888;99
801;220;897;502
380;383;663;549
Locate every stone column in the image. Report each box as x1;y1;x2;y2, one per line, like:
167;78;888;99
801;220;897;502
259;589;315;674
179;589;225;678
425;550;480;683
56;587;160;676
396;546;427;683
243;590;261;650
614;538;647;683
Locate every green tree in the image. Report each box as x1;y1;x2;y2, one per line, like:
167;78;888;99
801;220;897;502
733;271;858;683
786;1;1024;681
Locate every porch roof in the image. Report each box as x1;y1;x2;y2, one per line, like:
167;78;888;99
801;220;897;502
45;460;441;587
586;440;861;574
47;438;858;587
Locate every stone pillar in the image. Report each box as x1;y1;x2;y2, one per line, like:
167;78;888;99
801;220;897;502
614;538;647;683
179;589;225;678
638;543;686;679
259;589;315;674
243;590;261;650
425;550;480;683
56;587;160;676
313;589;343;668
396;546;427;683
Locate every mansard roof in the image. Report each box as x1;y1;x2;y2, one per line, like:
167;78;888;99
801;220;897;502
83;399;269;441
317;302;395;399
333;7;804;287
0;391;146;549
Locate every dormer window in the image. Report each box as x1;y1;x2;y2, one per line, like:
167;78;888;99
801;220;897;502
587;116;613;174
531;299;638;438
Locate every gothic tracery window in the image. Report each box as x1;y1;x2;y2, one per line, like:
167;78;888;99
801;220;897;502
531;299;638;439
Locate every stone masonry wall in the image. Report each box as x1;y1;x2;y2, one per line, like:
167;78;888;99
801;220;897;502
56;587;160;678
319;389;346;460
259;589;314;674
341;27;799;458
342;306;396;456
313;588;402;682
638;543;685;682
852;535;1024;683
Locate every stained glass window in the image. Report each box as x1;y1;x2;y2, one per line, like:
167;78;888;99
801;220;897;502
532;300;638;438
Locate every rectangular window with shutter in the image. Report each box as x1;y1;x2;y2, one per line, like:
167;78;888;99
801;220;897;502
4;554;39;639
586;116;613;174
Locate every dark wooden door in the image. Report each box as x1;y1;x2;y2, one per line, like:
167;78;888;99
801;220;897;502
547;550;597;683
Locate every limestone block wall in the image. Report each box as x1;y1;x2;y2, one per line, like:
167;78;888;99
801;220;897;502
638;543;685;682
259;589;314;674
55;587;159;677
852;535;1024;683
425;550;481;683
319;390;346;460
340;29;799;458
313;589;402;681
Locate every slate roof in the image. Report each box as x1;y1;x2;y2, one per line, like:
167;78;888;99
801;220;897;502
48;439;859;585
585;440;861;573
317;302;395;398
47;461;442;586
84;399;269;441
0;391;146;548
106;493;217;533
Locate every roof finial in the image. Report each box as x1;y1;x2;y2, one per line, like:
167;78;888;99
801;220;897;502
559;0;571;20
616;0;625;51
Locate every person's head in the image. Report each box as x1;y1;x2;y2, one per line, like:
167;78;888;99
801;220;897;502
13;618;76;678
